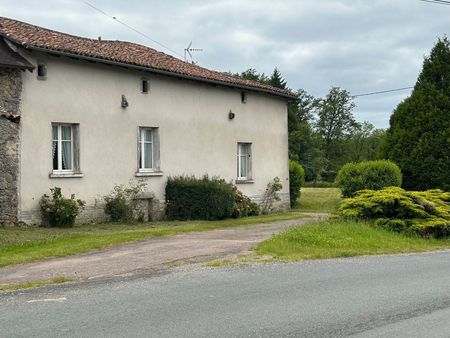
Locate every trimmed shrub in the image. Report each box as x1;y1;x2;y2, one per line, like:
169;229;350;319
40;187;85;227
336;160;402;197
165;176;235;220
103;182;146;222
339;187;450;238
289;160;305;207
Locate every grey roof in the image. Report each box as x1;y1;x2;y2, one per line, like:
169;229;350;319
0;17;296;99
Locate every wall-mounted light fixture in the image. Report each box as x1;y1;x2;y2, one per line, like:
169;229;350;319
121;95;129;108
228;110;235;120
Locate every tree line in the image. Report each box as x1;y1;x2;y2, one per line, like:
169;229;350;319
233;68;385;182
233;36;449;191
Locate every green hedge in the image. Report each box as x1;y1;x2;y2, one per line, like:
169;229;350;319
336;160;402;197
289;160;305;207
339;187;450;238
165;176;236;220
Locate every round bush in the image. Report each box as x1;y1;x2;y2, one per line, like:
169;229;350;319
289;160;305;207
40;187;85;227
336;160;402;197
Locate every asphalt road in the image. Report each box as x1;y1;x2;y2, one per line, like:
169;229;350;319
2;251;450;337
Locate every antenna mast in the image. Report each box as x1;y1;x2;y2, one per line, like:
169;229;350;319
184;41;203;63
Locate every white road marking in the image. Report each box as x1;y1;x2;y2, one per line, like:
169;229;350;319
27;297;66;303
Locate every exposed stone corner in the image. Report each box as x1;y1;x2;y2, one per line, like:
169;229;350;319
0;67;23;225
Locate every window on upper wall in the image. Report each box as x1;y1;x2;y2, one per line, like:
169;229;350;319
139;127;160;172
237;142;252;180
52;123;80;174
141;79;149;93
241;92;247;104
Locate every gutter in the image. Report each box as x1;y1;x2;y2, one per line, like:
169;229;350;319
27;45;297;101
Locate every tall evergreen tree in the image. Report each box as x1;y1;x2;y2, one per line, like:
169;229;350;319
382;37;450;191
269;67;287;89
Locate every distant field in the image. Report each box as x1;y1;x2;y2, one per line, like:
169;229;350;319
293;187;342;213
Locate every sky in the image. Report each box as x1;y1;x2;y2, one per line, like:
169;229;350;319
1;0;448;128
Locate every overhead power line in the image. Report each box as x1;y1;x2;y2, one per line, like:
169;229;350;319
81;0;184;59
352;86;414;98
418;0;450;6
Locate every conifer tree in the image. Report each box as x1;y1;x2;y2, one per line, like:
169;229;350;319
269;67;287;89
382;37;450;191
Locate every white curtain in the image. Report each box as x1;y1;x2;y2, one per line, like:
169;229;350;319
61;126;72;170
52;126;58;169
141;128;153;169
239;144;248;178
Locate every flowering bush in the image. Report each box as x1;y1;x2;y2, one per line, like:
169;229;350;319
232;186;260;218
40;187;85;227
103;181;146;222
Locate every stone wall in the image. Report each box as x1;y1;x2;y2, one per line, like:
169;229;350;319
0;68;22;112
20;198;165;225
0;68;22;225
251;192;290;213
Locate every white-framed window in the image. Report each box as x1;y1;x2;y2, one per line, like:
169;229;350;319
237;143;252;180
139;127;160;172
52;124;74;172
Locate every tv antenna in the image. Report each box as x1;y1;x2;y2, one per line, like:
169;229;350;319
184;41;203;63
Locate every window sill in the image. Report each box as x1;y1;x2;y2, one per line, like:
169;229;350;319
49;172;84;179
235;179;254;184
135;171;164;177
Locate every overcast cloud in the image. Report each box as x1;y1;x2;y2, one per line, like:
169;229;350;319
1;0;448;127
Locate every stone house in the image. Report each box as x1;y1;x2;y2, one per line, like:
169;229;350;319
0;17;296;225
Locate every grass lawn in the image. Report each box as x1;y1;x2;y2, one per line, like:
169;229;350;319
293;187;342;213
0;213;305;267
255;220;450;260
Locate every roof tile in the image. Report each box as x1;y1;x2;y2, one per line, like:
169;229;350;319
0;17;297;99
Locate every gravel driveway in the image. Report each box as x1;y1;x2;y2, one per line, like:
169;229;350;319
0;214;325;285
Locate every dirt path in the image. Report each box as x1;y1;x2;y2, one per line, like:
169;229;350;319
0;213;327;285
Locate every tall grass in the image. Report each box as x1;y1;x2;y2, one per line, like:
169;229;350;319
255;220;450;260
